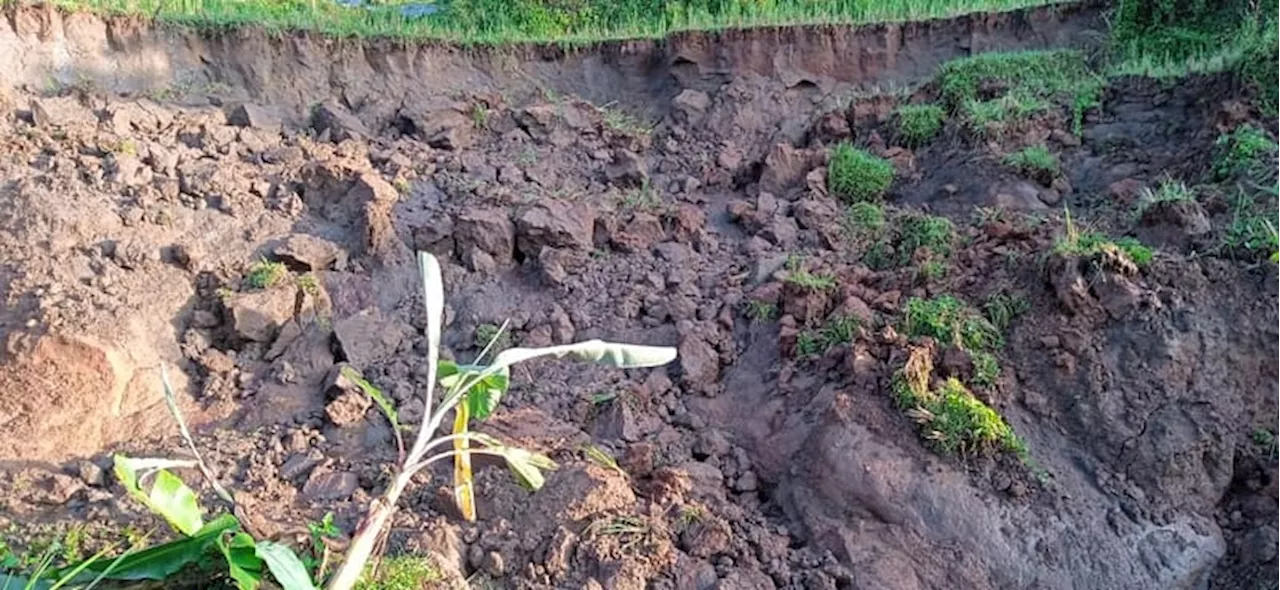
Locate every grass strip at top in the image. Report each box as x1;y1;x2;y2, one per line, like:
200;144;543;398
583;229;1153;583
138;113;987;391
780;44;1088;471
33;0;1061;44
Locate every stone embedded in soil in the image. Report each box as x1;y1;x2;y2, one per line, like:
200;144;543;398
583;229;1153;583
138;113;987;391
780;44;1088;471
592;400;640;442
76;460;105;487
610;212;665;254
417;108;474;150
515;200;596;257
226;103;281;130
678;333;720;392
108;154;151;187
302;470;359;501
674;556;718;590
605;149;648;187
1092;271;1144;319
273;234;345;271
1138;199;1211;248
718;568;776;590
227;287;299;343
29;96;97;128
454;208;515;265
672;89;711;119
325;388;372;427
759;143;823;196
310;100;369;142
681;516;732;558
279;452;322;481
333;309;411;368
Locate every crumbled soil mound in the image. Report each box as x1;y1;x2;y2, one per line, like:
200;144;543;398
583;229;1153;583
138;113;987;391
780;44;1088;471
0;5;1274;590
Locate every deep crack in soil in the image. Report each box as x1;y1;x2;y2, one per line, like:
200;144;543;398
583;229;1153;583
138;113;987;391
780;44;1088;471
0;3;1276;590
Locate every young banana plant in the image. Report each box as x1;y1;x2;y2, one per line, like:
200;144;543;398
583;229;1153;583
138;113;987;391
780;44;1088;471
325;252;677;590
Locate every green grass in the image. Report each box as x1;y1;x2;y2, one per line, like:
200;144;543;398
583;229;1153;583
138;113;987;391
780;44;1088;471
40;0;1061;44
474;322;511;358
1213;124;1278;182
902;295;1002;351
1054;230;1154;267
744;300;777;322
784;256;837;290
892;350;1023;457
925;378;1025;456
356;555;441;590
897;214;955;264
918;259;947;281
894;103;946;146
937;50;1102;135
244;258;289;289
1108;0;1277;111
1001;145;1058;181
982;292;1029;333
970;350;1000;387
844;202;887;235
1136;178;1195;214
795;315;860;358
828;143;895;204
1223;189;1280;262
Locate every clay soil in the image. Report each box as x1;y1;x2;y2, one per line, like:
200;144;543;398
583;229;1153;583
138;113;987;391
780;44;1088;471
0;4;1276;590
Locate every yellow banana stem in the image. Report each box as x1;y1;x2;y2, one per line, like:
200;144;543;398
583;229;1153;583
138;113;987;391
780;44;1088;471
452;404;476;522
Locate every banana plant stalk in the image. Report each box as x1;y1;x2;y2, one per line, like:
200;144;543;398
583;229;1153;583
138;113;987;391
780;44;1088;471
325;252;677;590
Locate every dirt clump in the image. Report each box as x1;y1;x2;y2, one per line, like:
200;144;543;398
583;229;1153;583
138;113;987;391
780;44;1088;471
0;8;1274;590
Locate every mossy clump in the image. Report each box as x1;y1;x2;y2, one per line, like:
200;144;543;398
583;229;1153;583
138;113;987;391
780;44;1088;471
828;143;895;203
895;104;946;146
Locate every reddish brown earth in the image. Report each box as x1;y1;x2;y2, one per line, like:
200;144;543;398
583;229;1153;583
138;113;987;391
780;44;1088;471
0;4;1276;590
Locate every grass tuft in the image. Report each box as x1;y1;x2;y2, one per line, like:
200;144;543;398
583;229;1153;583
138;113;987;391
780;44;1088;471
1213;124;1278;181
892;348;1023;457
245;259;289;290
828;143;895;203
937;50;1101;134
1002;145;1058;181
898;214;955;264
902;295;1002;351
894;104;946;146
356;555;441;590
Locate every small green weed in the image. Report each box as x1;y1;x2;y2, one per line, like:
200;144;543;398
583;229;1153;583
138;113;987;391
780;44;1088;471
795;312;862;358
619;179;661;211
983;292;1030;332
828;143;895;203
599;104;652;137
1054;230;1153;267
245;258;289;290
1213;124;1277;181
784;256;837;291
296;273;321;297
862;240;893;270
844;202;887;235
902;295;1003;351
470;104;489;129
1253;428;1278;460
474;323;512;358
918;259;947;281
744;300;777;322
794;331;824;358
1002;145;1058;181
1222;190;1280;260
1054;209;1153;267
971;350;1000;387
894;104;946;146
898;214;955;264
356;555;441;590
1136;178;1195;214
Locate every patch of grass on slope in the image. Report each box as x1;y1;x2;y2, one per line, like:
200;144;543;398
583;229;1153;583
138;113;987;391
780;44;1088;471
937;50;1102;134
43;0;1061;43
